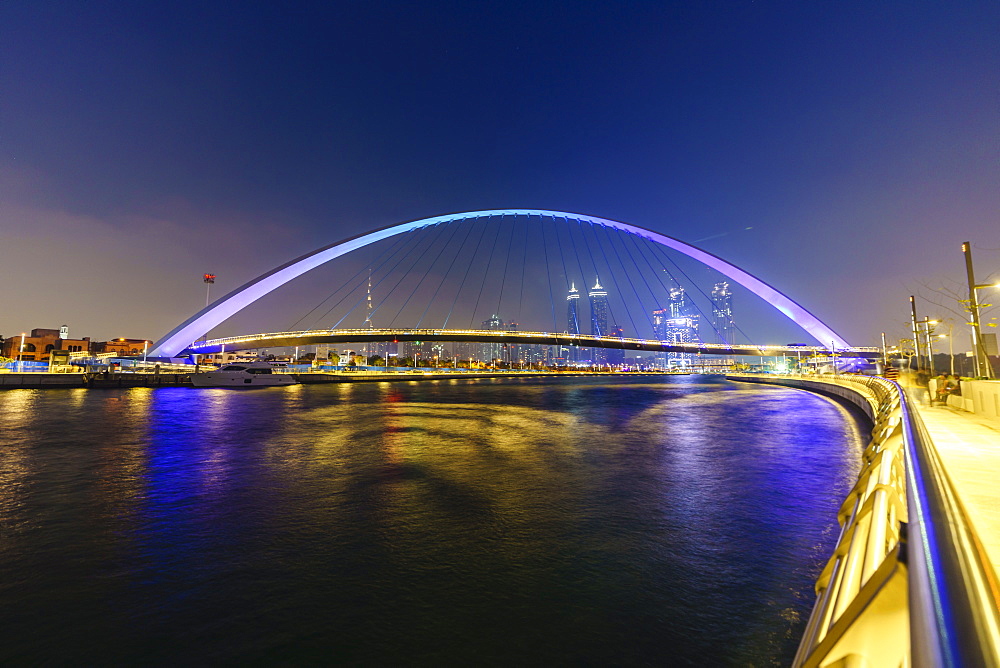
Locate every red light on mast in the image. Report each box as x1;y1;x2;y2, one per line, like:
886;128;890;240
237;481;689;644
203;274;216;284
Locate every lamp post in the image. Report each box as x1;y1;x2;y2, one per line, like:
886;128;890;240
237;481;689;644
18;332;26;373
909;296;922;370
203;273;216;307
917;318;938;374
881;332;888;372
962;242;998;379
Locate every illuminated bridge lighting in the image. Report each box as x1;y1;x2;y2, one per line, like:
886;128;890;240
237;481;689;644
149;210;853;358
186;328;880;358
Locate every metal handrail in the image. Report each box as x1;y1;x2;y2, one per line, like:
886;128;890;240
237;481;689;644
730;373;1000;666
897;382;1000;667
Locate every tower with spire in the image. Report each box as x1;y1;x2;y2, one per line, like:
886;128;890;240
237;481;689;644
567;282;581;335
566;282;581;362
589;277;609;364
589;277;608;337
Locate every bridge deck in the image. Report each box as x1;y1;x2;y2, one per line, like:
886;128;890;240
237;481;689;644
909;395;1000;575
189;328;881;358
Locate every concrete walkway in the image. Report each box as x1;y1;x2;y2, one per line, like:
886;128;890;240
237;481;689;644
908;392;1000;574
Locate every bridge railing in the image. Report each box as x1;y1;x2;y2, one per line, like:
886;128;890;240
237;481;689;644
730;373;1000;667
191;328;880;356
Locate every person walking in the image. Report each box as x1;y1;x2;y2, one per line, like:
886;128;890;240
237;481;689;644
915;368;930;405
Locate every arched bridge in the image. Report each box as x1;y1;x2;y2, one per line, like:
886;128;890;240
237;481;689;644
150;209;858;358
190;328;880;358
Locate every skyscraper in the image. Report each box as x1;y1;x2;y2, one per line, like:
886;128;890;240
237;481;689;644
589;278;608;336
668;286;689;318
481;314;504;364
711;282;734;344
566;282;581;362
589;278;609;365
653;283;700;368
567;282;581;335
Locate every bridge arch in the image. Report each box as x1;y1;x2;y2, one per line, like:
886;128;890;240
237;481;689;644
149;209;849;357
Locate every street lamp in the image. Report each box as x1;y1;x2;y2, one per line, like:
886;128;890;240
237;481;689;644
962;241;997;379
18;332;26;373
909;296;923;369
917;318;938;374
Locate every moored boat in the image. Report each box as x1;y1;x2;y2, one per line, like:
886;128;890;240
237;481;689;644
190;361;298;387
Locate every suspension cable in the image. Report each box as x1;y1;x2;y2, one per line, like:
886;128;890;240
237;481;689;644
386;220;462;327
313;228;419;329
332;222;443;329
494;214;517;323
415;219;476;328
443;216;491;328
469;216;504;328
540;217;558;332
594;224;649;337
515;215;528;328
287;229;411;331
366;220;454;326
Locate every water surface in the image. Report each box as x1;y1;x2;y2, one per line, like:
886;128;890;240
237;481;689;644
0;375;864;665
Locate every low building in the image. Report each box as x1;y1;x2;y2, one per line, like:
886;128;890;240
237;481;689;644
94;338;151;356
1;327;91;362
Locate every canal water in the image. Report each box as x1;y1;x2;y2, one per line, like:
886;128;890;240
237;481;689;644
0;375;864;665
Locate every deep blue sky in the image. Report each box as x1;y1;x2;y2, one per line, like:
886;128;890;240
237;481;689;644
2;2;998;345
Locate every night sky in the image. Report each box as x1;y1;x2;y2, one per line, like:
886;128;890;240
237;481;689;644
2;2;998;346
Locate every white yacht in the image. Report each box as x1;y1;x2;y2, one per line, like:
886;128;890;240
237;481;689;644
190;361;298;387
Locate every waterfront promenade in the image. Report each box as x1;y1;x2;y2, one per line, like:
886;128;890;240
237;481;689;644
909;393;1000;574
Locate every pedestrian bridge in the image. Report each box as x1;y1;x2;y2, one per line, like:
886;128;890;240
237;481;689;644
149;209;860;358
188;327;882;358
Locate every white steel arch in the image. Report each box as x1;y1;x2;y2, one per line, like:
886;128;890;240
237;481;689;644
149;209;850;357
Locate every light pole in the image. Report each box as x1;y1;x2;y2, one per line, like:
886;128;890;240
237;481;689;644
18;332;26;373
962;242;998;379
881;332;888;372
917;318;938;374
909;296;922;370
203;273;216;307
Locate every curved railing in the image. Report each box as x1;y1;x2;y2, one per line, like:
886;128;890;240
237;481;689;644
729;374;1000;667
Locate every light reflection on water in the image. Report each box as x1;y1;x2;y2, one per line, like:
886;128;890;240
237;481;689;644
0;375;864;665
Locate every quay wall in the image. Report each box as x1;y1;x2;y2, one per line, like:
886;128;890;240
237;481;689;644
727;373;878;422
